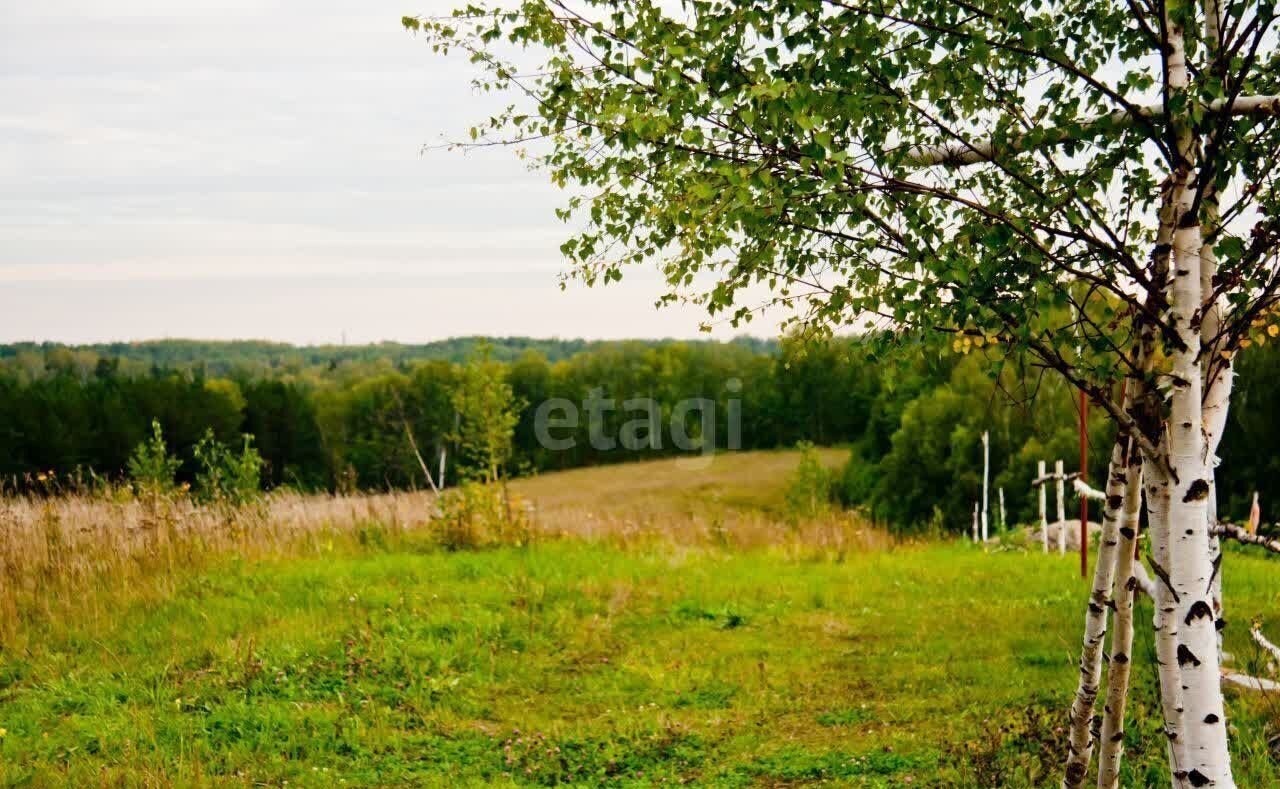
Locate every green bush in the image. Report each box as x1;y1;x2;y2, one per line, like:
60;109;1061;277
835;445;878;508
126;420;181;497
784;442;835;522
193;430;264;506
433;482;532;550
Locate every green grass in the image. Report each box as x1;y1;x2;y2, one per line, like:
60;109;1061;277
2;535;1278;787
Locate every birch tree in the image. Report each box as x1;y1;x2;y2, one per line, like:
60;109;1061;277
407;0;1280;784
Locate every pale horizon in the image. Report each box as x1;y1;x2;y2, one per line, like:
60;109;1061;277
0;1;786;345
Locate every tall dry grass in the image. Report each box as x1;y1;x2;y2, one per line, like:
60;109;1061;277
0;450;894;642
0;489;438;641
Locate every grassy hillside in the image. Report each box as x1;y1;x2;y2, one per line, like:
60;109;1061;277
2;450;1278;787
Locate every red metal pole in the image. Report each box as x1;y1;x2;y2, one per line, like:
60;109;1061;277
1079;389;1089;579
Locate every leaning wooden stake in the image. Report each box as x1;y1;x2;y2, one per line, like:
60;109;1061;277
1056;460;1067;555
1039;460;1049;553
981;431;990;542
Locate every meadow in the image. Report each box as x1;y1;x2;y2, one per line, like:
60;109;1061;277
1;449;1278;787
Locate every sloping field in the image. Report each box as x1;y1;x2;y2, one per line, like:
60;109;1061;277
2;450;1278;787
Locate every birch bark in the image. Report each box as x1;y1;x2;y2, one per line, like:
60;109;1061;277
1062;440;1130;788
1158;4;1233;778
1199;0;1232;663
1097;442;1143;788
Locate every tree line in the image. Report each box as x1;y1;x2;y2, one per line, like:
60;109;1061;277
1;336;1277;532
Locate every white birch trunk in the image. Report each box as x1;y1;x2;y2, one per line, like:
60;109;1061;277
999;487;1006;531
1062;440;1129;788
1040;460;1049;553
1145;456;1190;786
1097;445;1143;788
1160;10;1232;777
1199;0;1232;664
1140;175;1190;788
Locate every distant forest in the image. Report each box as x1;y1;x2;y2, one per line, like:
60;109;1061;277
0;337;779;377
2;336;1278;532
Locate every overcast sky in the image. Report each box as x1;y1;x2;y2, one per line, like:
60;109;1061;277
0;0;779;345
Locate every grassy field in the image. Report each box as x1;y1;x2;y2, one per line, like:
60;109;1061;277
2;450;1278;787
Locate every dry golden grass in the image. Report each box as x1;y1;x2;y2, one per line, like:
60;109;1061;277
0;448;881;641
0;490;436;640
511;448;889;553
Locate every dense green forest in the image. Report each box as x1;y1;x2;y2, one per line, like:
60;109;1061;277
0;337;778;378
2;336;1277;532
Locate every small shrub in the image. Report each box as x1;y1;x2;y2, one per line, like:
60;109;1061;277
127;420;181;498
193;431;264;507
784;442;835;522
835;445;878;507
434;482;533;550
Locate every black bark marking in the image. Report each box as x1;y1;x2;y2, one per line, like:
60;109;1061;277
1187;769;1211;787
1183;479;1211;502
1204;713;1219;724
1119;526;1135;539
1177;644;1201;667
1107;494;1124;510
1185;600;1214;625
1206;551;1222;593
1113;652;1129;664
1215;618;1227;631
1149;560;1181;602
1110;730;1125;742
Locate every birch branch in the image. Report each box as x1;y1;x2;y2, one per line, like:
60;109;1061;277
904;95;1280;166
1212;522;1280;553
1132;561;1157;599
1221;671;1280;692
1073;477;1106;501
1252;624;1280;665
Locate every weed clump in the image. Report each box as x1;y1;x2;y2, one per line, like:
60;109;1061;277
434;482;534;550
